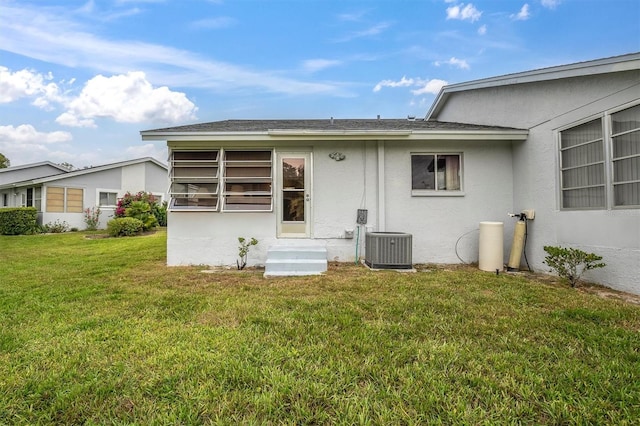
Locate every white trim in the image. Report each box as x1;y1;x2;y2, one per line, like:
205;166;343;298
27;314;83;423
377;141;385;232
96;188;120;207
276;151;312;238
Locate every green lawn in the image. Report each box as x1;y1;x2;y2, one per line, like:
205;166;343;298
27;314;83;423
1;230;638;424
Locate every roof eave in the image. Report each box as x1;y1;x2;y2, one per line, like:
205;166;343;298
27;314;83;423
143;129;528;142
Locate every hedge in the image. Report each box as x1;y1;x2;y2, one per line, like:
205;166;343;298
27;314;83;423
0;207;38;235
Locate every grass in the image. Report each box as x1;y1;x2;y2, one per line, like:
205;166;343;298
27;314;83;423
0;230;638;424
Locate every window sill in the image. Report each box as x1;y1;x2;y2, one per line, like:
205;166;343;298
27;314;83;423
411;190;465;197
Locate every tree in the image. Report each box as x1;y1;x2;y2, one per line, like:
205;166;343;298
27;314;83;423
0;153;9;168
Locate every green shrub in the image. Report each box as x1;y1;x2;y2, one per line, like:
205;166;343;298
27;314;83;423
543;245;606;288
153;201;168;227
125;201;158;231
0;207;38;235
237;237;258;270
107;217;144;237
43;220;69;233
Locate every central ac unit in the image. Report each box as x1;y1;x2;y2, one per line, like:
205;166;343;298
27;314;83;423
365;232;412;269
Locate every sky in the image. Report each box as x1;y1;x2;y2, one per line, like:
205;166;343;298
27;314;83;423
0;0;639;168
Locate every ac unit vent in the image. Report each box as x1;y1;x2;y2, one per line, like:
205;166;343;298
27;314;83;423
365;232;412;269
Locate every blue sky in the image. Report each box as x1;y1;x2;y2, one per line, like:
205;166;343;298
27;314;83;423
1;0;638;167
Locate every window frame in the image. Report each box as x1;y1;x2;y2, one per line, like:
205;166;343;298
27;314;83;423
169;150;220;211
45;186;84;213
169;148;273;212
609;103;640;208
97;190;119;207
410;152;464;197
557;100;640;211
558;116;606;210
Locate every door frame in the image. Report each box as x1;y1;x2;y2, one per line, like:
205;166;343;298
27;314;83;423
276;151;313;238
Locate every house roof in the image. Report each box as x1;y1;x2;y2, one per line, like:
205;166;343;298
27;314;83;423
142;118;527;141
0;157;167;189
426;52;640;120
0;161;69;174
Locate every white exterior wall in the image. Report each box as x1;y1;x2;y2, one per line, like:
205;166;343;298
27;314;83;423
37;162;168;230
41;168;122;229
167;139;517;267
435;71;640;294
384;140;515;265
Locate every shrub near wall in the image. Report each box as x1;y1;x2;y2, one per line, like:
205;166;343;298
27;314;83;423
0;207;37;235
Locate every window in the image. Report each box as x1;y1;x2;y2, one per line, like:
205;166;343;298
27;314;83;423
170;150;219;210
46;187;64;212
99;191;118;206
559;103;639;209
223;150;272;211
46;187;83;212
169;149;273;212
559;118;605;209
611;104;640;207
411;153;462;194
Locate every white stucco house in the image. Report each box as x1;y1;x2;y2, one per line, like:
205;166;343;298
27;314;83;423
141;53;639;294
0;157;168;230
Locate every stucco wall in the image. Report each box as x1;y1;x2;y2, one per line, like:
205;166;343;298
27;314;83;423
383;140;515;265
435;70;640;293
166;140;518;268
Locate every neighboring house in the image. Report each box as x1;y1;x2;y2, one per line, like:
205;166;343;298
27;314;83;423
0;161;68;186
0;158;168;229
142;52;639;294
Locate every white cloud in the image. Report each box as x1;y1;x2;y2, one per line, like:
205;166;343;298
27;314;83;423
411;79;448;96
512;4;531;20
0;3;347;97
434;57;470;70
190;16;236;30
478;24;487;35
126;143;167;163
301;59;342;73
0;124;71;144
373;77;448;96
373;76;416;92
0;124;73;166
446;3;482;23
541;0;561;9
335;22;393;42
0;67;63;108
55;72;198;127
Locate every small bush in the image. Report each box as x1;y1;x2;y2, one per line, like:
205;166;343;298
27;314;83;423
125;201;158;231
153;201;168;227
43;220;69;234
543;245;606;288
0;207;38;235
107;217;144;237
237;237;258;270
84;207;101;231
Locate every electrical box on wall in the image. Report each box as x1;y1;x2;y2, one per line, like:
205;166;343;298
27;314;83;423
521;209;535;220
357;209;368;225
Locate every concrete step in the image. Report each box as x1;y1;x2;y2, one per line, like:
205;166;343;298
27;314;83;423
264;246;328;277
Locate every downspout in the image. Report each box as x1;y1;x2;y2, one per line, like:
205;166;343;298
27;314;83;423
377;140;385;232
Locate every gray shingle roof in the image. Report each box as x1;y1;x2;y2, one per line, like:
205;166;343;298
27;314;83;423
143;119;522;133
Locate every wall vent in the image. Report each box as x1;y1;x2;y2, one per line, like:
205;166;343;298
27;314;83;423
365;232;412;269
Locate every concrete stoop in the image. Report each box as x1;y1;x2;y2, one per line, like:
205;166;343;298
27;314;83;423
264;245;328;277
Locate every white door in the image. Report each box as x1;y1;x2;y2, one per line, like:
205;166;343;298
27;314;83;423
277;152;312;238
